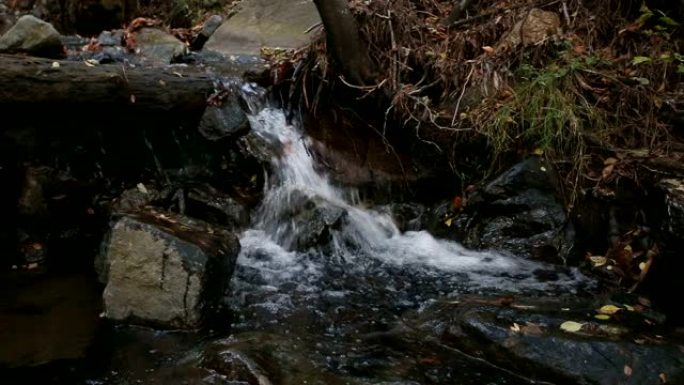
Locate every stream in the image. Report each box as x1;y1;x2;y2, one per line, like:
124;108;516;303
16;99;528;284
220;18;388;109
3;87;597;385
182;97;590;384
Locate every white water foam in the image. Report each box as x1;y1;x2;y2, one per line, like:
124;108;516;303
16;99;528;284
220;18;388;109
235;106;587;302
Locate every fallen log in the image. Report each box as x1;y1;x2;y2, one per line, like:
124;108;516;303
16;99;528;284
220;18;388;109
0;54;218;113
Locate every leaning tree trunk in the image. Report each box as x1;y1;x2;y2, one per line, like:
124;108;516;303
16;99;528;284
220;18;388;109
313;0;375;85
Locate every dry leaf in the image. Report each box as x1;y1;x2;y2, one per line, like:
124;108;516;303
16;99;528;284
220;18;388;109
510;323;521;332
602;164;615;179
130;94;136;104
595;314;611;320
604;157;619;165
482;46;494;53
560;321;584;332
659;372;667;383
624;365;633;376
589;255;608;267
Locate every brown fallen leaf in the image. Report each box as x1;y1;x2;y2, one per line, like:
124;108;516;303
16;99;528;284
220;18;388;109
659;372;668;383
604;157;619;165
602;164;615;179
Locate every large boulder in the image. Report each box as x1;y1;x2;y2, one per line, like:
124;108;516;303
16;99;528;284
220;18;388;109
203;0;320;56
97;210;240;329
433;157;573;263
418;296;684;385
0;15;63;57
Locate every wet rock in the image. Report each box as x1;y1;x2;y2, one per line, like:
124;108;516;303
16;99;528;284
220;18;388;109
657;178;684;237
420;297;684;385
389;203;427;232
198;94;249;141
133;27;187;65
97;29;123;46
204;0;320;56
185;184;250;229
203;348;270;385
256;189;348;252
271;190;348;252
110;183;163;214
434;157;573;263
97;210;240;329
190;14;223;51
92;45;126;63
0;15;63;57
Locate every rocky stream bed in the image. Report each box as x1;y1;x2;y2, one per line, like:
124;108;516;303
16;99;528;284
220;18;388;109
1;1;684;385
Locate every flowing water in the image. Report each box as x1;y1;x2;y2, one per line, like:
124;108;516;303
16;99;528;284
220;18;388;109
44;85;592;385
215;94;591;383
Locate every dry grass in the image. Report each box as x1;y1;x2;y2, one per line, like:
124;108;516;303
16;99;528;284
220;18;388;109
281;0;683;204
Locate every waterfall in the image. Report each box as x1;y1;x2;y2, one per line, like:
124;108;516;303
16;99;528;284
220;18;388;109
228;88;588;323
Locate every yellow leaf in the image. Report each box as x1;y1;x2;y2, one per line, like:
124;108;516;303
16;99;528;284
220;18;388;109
532;148;544;156
624;365;633;376
624;304;635;312
560;321;584;332
589;255;608;267
595;314;611;320
639;262;647;271
51;61;60;68
444;218;453;227
598;304;622;315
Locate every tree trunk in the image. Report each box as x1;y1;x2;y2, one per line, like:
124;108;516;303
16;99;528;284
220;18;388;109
312;0;375;85
0;54;217;113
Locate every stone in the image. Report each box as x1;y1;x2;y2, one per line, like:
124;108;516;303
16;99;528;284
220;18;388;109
0;14;63;57
500;8;561;49
185;184;250;229
259;189;348;252
202;347;270;384
431;157;573;263
133;27;187;65
419;297;684;385
204;0;320;56
198;94;249;141
97;29;123;46
658;178;684;237
97;210;240;329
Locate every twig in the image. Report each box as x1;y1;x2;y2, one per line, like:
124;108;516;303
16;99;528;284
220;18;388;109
451;64;476;126
561;1;571;25
304;21;323;34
